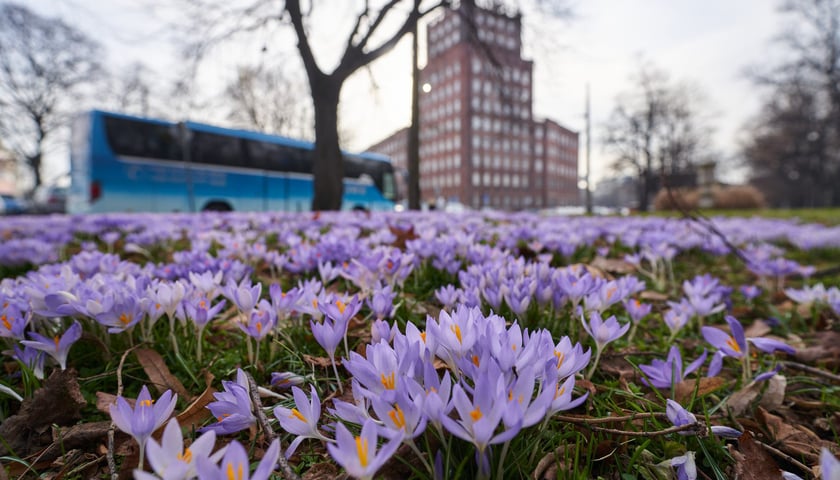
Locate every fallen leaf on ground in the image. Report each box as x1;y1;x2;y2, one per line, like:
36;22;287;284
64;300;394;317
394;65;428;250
730;431;781;480
590;257;636;275
135;348;190;400
674;376;727;403
175;384;217;432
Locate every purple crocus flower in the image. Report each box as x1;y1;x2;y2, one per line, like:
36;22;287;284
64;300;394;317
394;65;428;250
8;344;46;379
821;448;840;480
440;365;522;462
739;285;762;301
702;315;796;358
327;419;401;480
581;310;630;351
94;295;146;334
0;302;27;340
581;309;629;378
623;298;652;324
109;385;177;465
134;418;224;480
638;346;707;389
239;299;277;341
270;371;305;390
316;295;362;329
274;385;331;458
199;379;255;435
20;320;82;370
196;438;280;480
368;284;397;321
665;399;698;435
222;278;262;314
669;451;697;480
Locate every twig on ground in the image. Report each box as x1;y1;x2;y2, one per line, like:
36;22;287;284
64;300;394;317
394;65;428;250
244;371;301;480
108;345;139;480
780;360;840;383
556;412;704;437
756;440;811;474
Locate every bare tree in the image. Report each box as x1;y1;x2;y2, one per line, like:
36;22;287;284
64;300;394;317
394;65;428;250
0;3;103;193
225;64;314;139
742;0;840;207
108;62;153;117
602;62;713;211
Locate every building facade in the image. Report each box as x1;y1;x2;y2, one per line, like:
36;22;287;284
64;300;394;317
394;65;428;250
367;4;579;210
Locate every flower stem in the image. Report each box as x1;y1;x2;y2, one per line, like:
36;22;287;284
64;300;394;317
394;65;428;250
495;440;511;480
330;356;343;394
586;346;603;380
406;438;434;476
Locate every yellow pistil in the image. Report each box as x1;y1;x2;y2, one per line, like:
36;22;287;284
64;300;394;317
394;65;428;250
336;300;346;315
554;351;565;369
119;313;130;325
199;300;207;309
312;299;318;309
388;405;406;429
290;408;307;423
471;354;480;367
1;314;11;331
726;336;742;353
470;407;482;422
450;324;463;344
555;384;566;399
256;322;263;334
355;436;369;468
139;399;154;408
606;286;617;300
380;372;396;390
54;335;60;350
420;331;427;343
178;447;193;463
155;302;161;311
225;461;244;480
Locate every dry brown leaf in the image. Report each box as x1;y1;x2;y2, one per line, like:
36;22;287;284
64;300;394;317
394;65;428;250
95;391;131;413
134;348;190;400
744;319;772;338
756;407;829;464
303;354;338;368
794;331;840;366
731;431;781;480
639;290;669;302
758;375;786;411
674;376;727;403
175;385;217;432
301;462;341;480
726;381;763;416
590;257;636;275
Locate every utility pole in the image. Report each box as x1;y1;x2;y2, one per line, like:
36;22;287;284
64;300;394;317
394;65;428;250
407;1;421;210
585;83;593;215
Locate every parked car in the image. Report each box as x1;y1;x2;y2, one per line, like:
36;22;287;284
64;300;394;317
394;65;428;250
0;194;27;215
32;184;68;214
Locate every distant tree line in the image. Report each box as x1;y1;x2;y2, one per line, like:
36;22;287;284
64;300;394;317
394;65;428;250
741;0;840;208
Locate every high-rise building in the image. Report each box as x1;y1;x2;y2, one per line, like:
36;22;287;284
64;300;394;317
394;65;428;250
367;3;579;210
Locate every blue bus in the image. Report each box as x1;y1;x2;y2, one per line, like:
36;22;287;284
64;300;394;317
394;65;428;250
67;110;397;213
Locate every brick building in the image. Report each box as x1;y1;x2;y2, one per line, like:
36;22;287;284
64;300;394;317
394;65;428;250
367;3;579;209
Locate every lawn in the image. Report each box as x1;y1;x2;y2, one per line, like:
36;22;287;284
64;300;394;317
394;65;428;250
1;210;839;479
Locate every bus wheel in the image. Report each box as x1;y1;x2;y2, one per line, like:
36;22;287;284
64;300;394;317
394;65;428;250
202;201;232;212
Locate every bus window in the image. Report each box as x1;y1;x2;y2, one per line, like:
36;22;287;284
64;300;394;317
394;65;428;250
104;116;182;160
382;171;396;200
193;132;245;167
246;140;312;174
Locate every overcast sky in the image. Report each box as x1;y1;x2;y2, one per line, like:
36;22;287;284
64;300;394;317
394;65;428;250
27;0;789;185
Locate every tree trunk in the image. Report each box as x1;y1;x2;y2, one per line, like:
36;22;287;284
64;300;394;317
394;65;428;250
311;79;343;211
27;152;42;193
638;169;650;212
